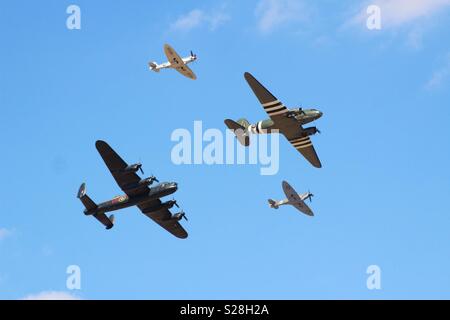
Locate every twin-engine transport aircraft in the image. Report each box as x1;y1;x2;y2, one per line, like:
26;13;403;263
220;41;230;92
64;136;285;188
77;140;188;239
225;72;323;168
148;43;197;80
268;181;315;216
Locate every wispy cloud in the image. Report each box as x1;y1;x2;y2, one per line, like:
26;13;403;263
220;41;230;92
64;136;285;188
255;0;310;33
426;53;450;90
0;228;13;241
348;0;450;29
23;291;80;300
170;6;230;33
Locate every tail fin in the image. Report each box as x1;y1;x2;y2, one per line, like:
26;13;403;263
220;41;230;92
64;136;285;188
224;119;250;146
268;199;279;209
148;61;160;72
77;183;97;215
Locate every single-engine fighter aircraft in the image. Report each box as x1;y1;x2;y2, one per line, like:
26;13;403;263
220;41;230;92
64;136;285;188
148;43;197;80
225;72;323;168
77;140;188;239
268;181;315;216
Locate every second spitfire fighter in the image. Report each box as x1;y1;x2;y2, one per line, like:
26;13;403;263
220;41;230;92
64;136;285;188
148;43;197;80
77;140;188;239
268;181;315;216
225;72;323;168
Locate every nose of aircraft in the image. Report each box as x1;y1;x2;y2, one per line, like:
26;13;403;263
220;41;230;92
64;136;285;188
316;110;323;118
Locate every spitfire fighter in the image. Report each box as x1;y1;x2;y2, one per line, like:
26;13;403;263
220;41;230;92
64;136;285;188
148;43;197;80
225;72;323;168
77;140;188;239
268;181;315;216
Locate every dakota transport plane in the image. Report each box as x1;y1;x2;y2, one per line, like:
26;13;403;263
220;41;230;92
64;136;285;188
225;72;323;168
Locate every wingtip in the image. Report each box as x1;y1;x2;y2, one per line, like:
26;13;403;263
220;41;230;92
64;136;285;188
95;140;108;150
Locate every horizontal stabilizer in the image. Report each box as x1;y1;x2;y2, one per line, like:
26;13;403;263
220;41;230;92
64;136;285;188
268;199;279;209
148;61;159;72
224;119;250;146
93;212;114;230
77;183;97;213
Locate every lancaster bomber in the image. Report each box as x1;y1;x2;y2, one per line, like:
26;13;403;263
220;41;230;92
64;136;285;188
225;72;323;168
77;140;188;239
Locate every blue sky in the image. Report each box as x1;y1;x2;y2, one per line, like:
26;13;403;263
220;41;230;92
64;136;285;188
1;0;450;299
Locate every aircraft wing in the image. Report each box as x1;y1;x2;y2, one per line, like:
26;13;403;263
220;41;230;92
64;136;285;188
163;44;196;79
138;200;188;239
244;72;290;120
175;64;197;80
164;44;184;66
282;181;313;216
244;72;321;168
95;140;150;197
291;201;314;216
286;135;322;168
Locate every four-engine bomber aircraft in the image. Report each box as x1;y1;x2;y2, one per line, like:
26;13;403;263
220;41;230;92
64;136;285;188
225;72;323;168
77;140;188;239
268;181;315;216
148;43;197;80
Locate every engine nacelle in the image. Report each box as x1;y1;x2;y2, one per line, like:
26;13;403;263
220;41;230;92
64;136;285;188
172;212;187;221
141;200;177;214
123;177;156;192
124;163;141;173
302;126;320;137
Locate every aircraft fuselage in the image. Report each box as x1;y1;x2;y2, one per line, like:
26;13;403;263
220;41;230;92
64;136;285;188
85;182;178;215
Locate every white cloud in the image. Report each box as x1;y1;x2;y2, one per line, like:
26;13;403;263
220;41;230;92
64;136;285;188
349;0;450;29
170;6;230;33
23;291;80;300
426;53;450;90
0;228;13;241
255;0;310;33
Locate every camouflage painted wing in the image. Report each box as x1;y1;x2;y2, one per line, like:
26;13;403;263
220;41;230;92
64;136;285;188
95;140;150;197
138;200;188;239
244;72;321;168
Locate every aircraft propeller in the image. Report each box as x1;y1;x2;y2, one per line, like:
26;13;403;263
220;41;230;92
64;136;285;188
307;190;314;203
179;210;188;221
136;163;144;175
190;50;197;59
172;198;179;208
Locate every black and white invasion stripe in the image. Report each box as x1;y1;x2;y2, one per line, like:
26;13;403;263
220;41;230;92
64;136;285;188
262;100;287;117
289;136;312;149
